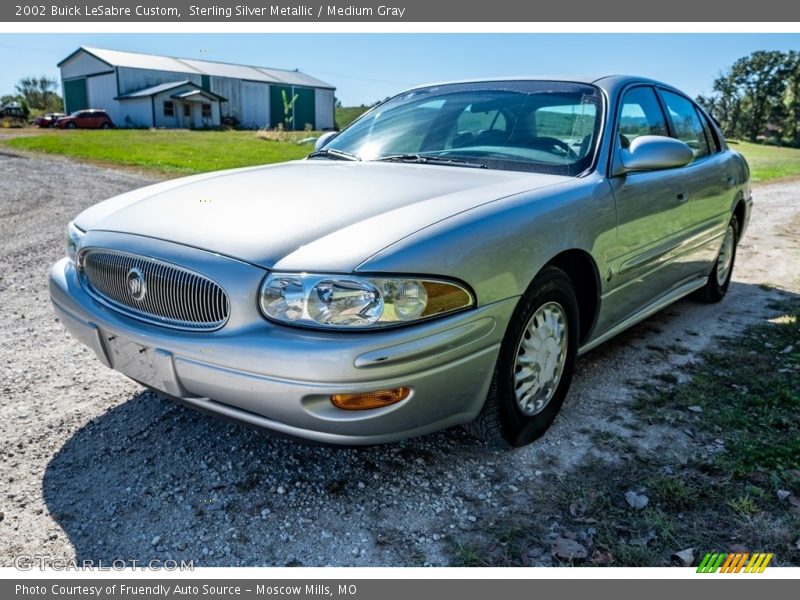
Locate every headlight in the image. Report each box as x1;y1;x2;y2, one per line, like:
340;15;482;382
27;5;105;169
66;222;85;263
259;273;474;329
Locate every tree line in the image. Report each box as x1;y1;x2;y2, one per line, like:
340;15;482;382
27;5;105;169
1;75;63;116
697;50;800;146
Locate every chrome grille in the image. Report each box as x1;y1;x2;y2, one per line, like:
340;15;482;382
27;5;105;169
80;249;230;331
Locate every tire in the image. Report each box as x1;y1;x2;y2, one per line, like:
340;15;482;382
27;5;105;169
66;122;76;129
101;122;111;129
465;265;580;448
693;215;739;303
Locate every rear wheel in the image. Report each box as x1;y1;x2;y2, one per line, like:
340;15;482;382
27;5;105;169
101;122;111;129
465;266;579;447
693;215;739;303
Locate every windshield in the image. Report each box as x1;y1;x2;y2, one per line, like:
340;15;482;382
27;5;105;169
320;81;603;176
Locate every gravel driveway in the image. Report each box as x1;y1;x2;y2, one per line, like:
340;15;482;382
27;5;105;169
1;150;799;567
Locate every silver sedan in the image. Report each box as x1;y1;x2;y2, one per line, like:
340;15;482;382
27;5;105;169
49;76;752;447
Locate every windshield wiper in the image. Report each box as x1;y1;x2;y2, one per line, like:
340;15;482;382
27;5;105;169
373;154;487;169
307;148;360;161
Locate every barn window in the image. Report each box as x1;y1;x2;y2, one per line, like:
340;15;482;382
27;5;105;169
183;104;191;117
202;103;212;119
163;101;174;117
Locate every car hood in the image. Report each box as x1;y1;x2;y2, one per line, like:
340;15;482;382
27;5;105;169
77;160;573;271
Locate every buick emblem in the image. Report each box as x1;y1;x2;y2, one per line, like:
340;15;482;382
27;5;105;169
126;268;146;301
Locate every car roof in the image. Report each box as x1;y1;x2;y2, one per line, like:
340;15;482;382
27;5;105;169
402;75;681;95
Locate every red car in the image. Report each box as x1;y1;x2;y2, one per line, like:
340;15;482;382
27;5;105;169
57;109;113;129
34;112;66;128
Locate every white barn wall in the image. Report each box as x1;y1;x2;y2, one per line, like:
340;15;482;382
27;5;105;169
60;52;111;79
86;73;119;120
153;92;181;129
208;76;240;122
116;98;152;128
239;81;269;129
315;88;335;130
118;67;201;96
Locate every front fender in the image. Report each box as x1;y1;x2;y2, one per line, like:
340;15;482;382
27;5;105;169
358;175;617;307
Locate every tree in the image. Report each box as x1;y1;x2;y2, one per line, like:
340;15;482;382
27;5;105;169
729;51;789;142
784;51;800;145
711;72;743;139
14;75;63;112
700;51;800;144
1;93;25;107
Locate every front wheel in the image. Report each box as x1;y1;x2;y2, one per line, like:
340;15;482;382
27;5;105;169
693;215;739;303
465;265;579;448
66;122;76;129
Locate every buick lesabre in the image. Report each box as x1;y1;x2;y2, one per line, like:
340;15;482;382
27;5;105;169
49;76;752;447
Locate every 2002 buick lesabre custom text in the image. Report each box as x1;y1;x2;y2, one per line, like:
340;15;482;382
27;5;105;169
49;77;752;447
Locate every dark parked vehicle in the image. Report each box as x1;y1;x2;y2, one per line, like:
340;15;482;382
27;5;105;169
34;112;66;128
0;104;28;128
57;109;114;129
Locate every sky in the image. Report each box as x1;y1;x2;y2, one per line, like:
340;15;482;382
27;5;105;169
1;33;798;106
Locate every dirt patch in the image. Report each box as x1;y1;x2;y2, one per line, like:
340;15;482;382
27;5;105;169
0;153;798;567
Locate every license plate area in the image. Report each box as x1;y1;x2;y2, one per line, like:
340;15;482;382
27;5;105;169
104;333;185;397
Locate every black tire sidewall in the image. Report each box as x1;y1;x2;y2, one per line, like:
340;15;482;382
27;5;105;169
495;267;579;447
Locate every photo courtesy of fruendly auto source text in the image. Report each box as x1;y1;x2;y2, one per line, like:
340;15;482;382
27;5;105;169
0;0;799;597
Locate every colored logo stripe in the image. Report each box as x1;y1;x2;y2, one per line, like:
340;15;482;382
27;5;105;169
696;552;773;573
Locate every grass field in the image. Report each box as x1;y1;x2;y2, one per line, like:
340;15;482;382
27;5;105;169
2;129;312;175
4;127;799;182
729;141;800;183
335;106;370;129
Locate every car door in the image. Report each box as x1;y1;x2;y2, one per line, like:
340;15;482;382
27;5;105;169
603;85;696;327
657;89;736;275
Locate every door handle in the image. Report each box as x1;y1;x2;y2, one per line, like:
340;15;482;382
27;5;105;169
676;192;689;203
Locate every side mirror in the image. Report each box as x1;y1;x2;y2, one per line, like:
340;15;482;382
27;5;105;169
615;135;693;175
314;131;339;152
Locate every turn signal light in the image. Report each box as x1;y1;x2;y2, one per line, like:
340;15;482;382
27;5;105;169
331;387;411;410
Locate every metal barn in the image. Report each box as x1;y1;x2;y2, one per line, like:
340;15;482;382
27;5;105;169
58;46;336;130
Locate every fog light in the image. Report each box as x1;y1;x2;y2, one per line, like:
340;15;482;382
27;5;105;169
331;387;411;410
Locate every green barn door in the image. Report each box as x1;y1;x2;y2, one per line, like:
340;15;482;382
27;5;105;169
269;85;291;129
293;87;315;131
63;78;88;113
270;85;315;130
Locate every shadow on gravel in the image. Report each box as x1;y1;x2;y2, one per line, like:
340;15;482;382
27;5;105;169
42;388;479;566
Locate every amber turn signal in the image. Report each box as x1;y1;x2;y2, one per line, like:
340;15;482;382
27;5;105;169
331;387;412;410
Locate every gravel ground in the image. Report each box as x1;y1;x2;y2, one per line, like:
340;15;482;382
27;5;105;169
1;149;799;567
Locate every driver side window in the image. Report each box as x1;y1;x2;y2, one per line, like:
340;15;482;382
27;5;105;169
618;86;668;149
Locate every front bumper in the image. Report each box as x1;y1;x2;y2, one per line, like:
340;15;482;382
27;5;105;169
49;250;515;445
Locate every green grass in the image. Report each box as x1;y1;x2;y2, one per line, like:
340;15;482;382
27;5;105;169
335;106;370;129
2;129;312;175
5;125;799;183
731;140;800;183
657;300;800;477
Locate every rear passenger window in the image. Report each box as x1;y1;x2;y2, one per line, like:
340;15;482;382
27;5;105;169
660;90;711;159
617;86;668;148
698;110;720;154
